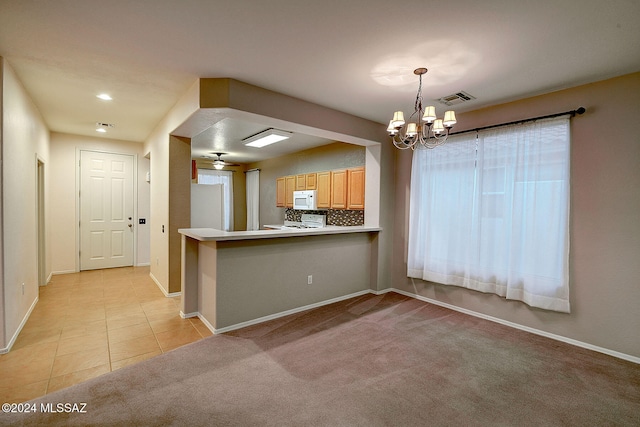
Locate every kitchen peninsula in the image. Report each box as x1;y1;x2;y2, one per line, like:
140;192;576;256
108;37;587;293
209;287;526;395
179;225;381;333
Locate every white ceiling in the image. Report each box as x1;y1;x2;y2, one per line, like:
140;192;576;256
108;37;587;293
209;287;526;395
1;0;639;164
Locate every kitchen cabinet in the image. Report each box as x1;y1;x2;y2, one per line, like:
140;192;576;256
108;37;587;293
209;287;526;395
347;167;365;210
316;171;331;208
276;167;364;209
330;170;348;209
285;175;295;207
296;174;306;190
305;173;317;190
276;177;286;207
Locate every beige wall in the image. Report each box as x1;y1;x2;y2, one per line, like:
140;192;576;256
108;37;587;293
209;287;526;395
143;79;200;295
213;232;374;329
168;136;192;294
392;72;640;359
1;59;50;350
49;132;150;273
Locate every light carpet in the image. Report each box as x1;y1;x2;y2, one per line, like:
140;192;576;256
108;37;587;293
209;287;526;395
2;292;639;426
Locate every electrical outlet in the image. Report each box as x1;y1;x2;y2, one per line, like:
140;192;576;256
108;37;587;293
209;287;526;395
307;275;313;285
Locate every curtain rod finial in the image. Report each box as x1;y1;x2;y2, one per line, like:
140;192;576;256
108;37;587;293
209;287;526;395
576;107;586;115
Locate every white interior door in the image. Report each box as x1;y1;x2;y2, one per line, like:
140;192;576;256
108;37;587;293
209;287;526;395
80;150;134;270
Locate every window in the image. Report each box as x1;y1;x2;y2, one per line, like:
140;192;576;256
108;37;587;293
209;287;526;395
407;117;570;312
197;169;234;231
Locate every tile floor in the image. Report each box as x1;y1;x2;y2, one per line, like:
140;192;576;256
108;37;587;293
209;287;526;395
0;266;212;403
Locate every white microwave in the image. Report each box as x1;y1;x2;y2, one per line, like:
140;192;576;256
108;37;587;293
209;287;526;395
293;190;318;210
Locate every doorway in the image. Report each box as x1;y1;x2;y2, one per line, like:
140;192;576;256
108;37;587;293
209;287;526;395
79;150;135;270
36;157;46;285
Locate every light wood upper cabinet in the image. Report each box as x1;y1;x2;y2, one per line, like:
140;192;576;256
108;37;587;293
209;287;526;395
347;167;365;210
330;170;348;209
305;173;317;190
276;177;286;207
285;175;295;208
276;167;364;210
316;171;331;208
296;174;306;190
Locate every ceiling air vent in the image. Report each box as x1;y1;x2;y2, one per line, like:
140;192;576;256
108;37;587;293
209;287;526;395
438;91;476;106
95;122;115;133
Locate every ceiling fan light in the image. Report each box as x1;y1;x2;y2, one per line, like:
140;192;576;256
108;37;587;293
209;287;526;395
243;128;292;148
213;160;225;170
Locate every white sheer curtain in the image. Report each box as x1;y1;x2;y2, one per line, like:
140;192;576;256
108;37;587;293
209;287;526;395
197;169;234;231
408;117;570;312
246;169;260;231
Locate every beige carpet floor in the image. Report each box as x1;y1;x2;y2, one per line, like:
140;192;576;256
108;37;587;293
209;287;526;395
2;292;639;426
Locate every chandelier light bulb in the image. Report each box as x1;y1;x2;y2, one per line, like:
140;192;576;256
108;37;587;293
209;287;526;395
432;119;445;134
422;106;436;123
387;120;398;135
443;110;457;127
392;111;405;128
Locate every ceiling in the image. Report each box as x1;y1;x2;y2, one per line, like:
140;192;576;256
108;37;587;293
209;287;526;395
1;0;639;164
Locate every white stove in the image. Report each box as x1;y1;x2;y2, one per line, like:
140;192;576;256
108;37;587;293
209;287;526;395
283;214;326;229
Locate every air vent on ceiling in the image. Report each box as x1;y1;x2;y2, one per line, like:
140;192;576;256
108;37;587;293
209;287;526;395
438;91;476;106
96;122;115;129
95;122;115;133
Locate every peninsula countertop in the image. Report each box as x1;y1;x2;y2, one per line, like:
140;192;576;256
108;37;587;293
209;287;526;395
178;225;381;242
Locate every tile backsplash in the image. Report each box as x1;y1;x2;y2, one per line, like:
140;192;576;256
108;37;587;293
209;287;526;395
285;208;364;226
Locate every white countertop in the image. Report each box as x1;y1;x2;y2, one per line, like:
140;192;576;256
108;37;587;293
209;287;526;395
178;225;381;242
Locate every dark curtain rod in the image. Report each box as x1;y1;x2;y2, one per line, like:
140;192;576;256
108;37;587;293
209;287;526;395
244;168;261;173
448;107;586;137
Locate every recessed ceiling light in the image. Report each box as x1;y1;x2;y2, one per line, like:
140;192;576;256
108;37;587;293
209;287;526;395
96;93;112;101
243;128;292;148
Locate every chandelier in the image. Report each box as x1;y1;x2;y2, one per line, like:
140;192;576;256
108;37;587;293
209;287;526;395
387;67;457;149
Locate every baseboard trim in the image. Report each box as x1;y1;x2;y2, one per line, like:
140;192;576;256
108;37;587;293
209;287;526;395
390;287;640;365
180;311;198;319
181;285;639;364
0;296;39;354
51;269;77;276
369;288;394;296
210;289;372;335
136;262;151;267
149;272;181;298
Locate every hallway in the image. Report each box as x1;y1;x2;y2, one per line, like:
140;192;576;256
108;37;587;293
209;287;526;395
0;266;211;403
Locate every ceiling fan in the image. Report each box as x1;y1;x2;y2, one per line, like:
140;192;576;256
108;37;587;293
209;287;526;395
201;153;240;170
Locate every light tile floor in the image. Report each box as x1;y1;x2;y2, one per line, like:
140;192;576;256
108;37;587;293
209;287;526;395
0;266;212;403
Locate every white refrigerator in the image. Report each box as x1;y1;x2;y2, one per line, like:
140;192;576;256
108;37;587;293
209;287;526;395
191;183;225;229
